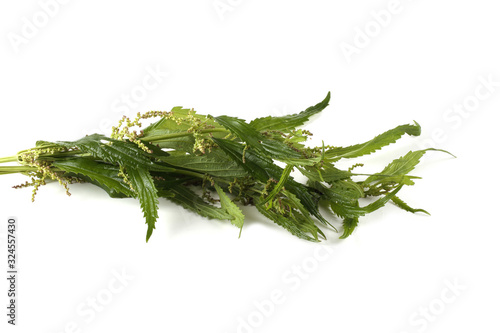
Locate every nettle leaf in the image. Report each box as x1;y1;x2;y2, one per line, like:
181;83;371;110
143;106;220;135
340;217;359;239
126;167;159;242
259;138;305;161
141;107;227;150
159;181;233;221
325;122;421;161
143;142;171;158
298;164;352;183
143;107;192;134
330;184;403;220
331;184;404;238
281;190;327;237
54;158;134;198
391;196;430;215
309;179;364;205
153;135;196;153
55;134;156;169
214;184;244;232
363;148;451;187
214;115;304;160
249;92;330;132
261;164;293;206
213;138;330;227
214;116;262;146
53;134;176;175
212;138;270;181
36;140;57;147
158;150;248;178
254;195;321;242
364;150;425;186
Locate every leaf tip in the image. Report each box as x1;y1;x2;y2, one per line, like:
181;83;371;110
411;121;422;136
146;225;154;242
418;209;431;216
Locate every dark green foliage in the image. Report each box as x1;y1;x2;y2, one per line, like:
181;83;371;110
1;92;450;242
53;158;134;198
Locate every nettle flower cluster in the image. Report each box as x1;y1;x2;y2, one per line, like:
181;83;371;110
111;109;218;155
15;146;80;201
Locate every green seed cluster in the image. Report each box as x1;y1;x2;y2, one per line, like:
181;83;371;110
16;148;73;201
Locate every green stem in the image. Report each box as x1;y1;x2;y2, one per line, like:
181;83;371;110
141;128;229;142
0;155;19;164
0;166;38;174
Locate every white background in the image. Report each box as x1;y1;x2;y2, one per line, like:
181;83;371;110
1;1;499;332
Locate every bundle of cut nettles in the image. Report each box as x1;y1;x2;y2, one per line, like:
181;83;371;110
0;93;450;242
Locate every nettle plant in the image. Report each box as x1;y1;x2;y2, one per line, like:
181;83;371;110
0;93;451;242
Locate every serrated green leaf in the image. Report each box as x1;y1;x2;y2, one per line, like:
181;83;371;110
339;217;359;239
36;140;57;147
332;185;404;239
258;138;305;161
141;107;227;151
153;135;196;152
55;134;154;169
325;122;421;161
298;164;352;183
159;181;233;221
363;148;449;187
309;179;364;205
143;106;220;135
330;184;403;220
391;196;430;215
281;190;329;235
249;92;330;132
254;195;320;242
158;150;248;178
214;115;304;160
54;158;134;198
52;134;177;174
213;138;330;227
126;168;159;242
212;138;271;181
261;164;294;206
214;184;244;231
